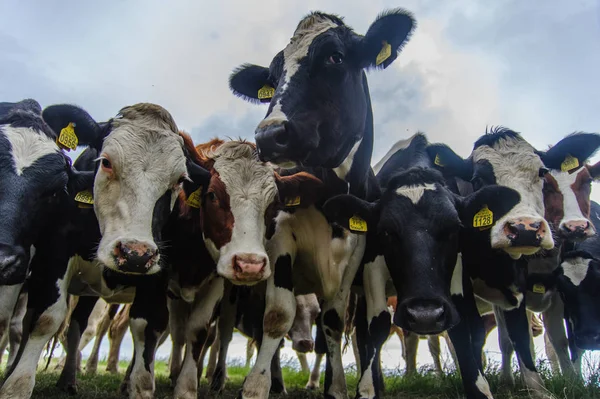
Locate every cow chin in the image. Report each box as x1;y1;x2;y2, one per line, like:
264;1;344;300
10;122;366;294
216;255;270;286
502;246;542;259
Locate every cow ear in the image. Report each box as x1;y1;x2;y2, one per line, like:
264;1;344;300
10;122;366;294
275;172;323;208
359;8;416;69
183;159;211;198
42;104;106;149
586;160;600;180
537;133;600;172
457;185;520;229
322;194;379;234
426;144;473;181
229;64;272;103
68;170;95;196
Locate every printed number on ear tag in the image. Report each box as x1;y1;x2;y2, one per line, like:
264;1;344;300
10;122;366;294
532;284;546;294
75;190;94;208
561;154;580;173
473;206;493;228
285;196;301;207
57;122;78;151
434;154;444;167
186;188;202;208
257;85;275;101
349;215;368;232
375;41;392;66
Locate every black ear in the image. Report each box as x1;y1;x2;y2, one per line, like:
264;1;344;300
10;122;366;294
229;64;272;103
42;104;106;150
323;194;379;234
183;158;211;198
426;144;473;181
68;169;95;196
359;8;416;69
457;185;520;229
0;99;41;117
537;132;600;172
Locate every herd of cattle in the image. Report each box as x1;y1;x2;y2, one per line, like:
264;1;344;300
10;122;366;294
0;7;599;399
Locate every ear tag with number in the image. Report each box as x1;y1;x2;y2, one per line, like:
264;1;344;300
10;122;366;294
186;187;202;208
257;85;275;102
375;41;392;66
532;284;546;294
473;205;494;229
434;154;444;167
285;196;301;207
349;215;368;232
57;122;78;151
75;190;94;208
561;154;580;173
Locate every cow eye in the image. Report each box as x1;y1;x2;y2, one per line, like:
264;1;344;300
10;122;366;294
207;191;217;201
327;52;344;65
177;175;187;185
539;167;549;178
471;177;484;191
101;158;112;171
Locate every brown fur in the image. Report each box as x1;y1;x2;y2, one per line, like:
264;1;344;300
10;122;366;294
264;307;290;338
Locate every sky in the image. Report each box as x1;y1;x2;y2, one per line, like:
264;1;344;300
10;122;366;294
2;0;600;374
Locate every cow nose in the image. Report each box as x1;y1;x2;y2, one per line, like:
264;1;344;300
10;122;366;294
503;218;546;247
255;123;289;162
560;220;594;239
292;339;315;353
0;244;27;285
113;240;158;274
397;299;449;335
232;253;267;283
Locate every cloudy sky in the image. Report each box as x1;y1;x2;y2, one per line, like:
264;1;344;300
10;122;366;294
1;0;600;197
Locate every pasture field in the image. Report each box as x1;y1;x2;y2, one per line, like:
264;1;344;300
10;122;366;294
21;358;600;399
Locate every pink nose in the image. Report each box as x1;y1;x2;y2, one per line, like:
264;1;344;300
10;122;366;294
233;254;266;282
560;220;594;237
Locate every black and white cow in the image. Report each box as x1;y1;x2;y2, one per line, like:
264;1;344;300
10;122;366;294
324;133;521;398
427;128;600;399
0;103;210;399
229;9;416;398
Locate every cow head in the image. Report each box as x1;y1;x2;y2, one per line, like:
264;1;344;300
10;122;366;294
324;168;520;334
0;99;99;285
182;139;322;284
287;293;320;353
229;9;415;168
557;251;600;350
431;128;554;259
536;133;600;241
43;103;208;275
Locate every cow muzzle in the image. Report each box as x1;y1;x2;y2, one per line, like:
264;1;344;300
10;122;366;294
0;244;27;285
112;240;158;274
559;219;595;241
255;123;292;164
395;298;454;335
231;253;268;284
495;217;553;257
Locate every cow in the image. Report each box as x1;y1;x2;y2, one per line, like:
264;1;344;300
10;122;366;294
0;103;210;399
229;9;416;398
425;128;600;399
324;132;522;398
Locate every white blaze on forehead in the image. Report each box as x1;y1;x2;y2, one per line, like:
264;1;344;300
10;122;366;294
562;257;590;286
395;183;436;205
2;126;59;175
549;168;590;224
373;133;420;175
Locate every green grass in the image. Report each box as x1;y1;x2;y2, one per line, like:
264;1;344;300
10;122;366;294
10;356;600;398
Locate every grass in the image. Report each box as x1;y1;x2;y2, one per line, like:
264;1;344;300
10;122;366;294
8;355;600;398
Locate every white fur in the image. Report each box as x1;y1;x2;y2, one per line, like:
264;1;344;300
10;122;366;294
561;257;589;286
2;126;59;175
395;183;436;205
549;168;594;233
372;133;419;174
94;115;186;273
257;101;288;130
450;253;463;296
473;135;554;254
475;372;493;399
333;138;362;180
128;318;155;399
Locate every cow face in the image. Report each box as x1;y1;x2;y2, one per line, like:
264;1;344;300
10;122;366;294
557;251;600;350
324;169;520;334
44;104;204;275
0;100;99;285
229;10;415;168
288;293;320;353
537;133;600;241
186;140;322;284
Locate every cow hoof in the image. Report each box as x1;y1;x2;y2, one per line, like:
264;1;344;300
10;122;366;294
210;368;226;392
270;378;286;394
306;381;320;390
239;372;271;399
119;381;129;396
56;378;77;395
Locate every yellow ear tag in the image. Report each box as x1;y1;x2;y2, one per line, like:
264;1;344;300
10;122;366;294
74;190;94;208
57;122;78;151
434;154;444;167
349;215;368;232
473;205;494;228
285;196;301;207
186;187;202;208
375;41;392;66
257;85;275;101
561;154;580;172
532;284;546;294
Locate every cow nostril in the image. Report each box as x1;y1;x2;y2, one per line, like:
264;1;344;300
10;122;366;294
530;221;541;230
507;222;519;237
273;126;289;146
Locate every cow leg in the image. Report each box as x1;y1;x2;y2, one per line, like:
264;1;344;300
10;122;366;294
428;335;443;376
297;352;310;373
499;303;547;398
307;315;326;390
6;290;27;370
245;338;254;368
56;296;98;394
351;330;361;377
442;332;460;373
404;332;419;377
494;306;515;387
106;304;130;374
167;297;189;385
197;322;216;382
174;276;223;399
86;303;119;375
542;295;576;379
210;282;236;392
544;331;560;375
0;284;24;369
124;275;169;399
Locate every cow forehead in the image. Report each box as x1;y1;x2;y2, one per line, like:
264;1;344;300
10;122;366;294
394;183;437;205
213;156;277;205
473;141;543;185
2;126;60;176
